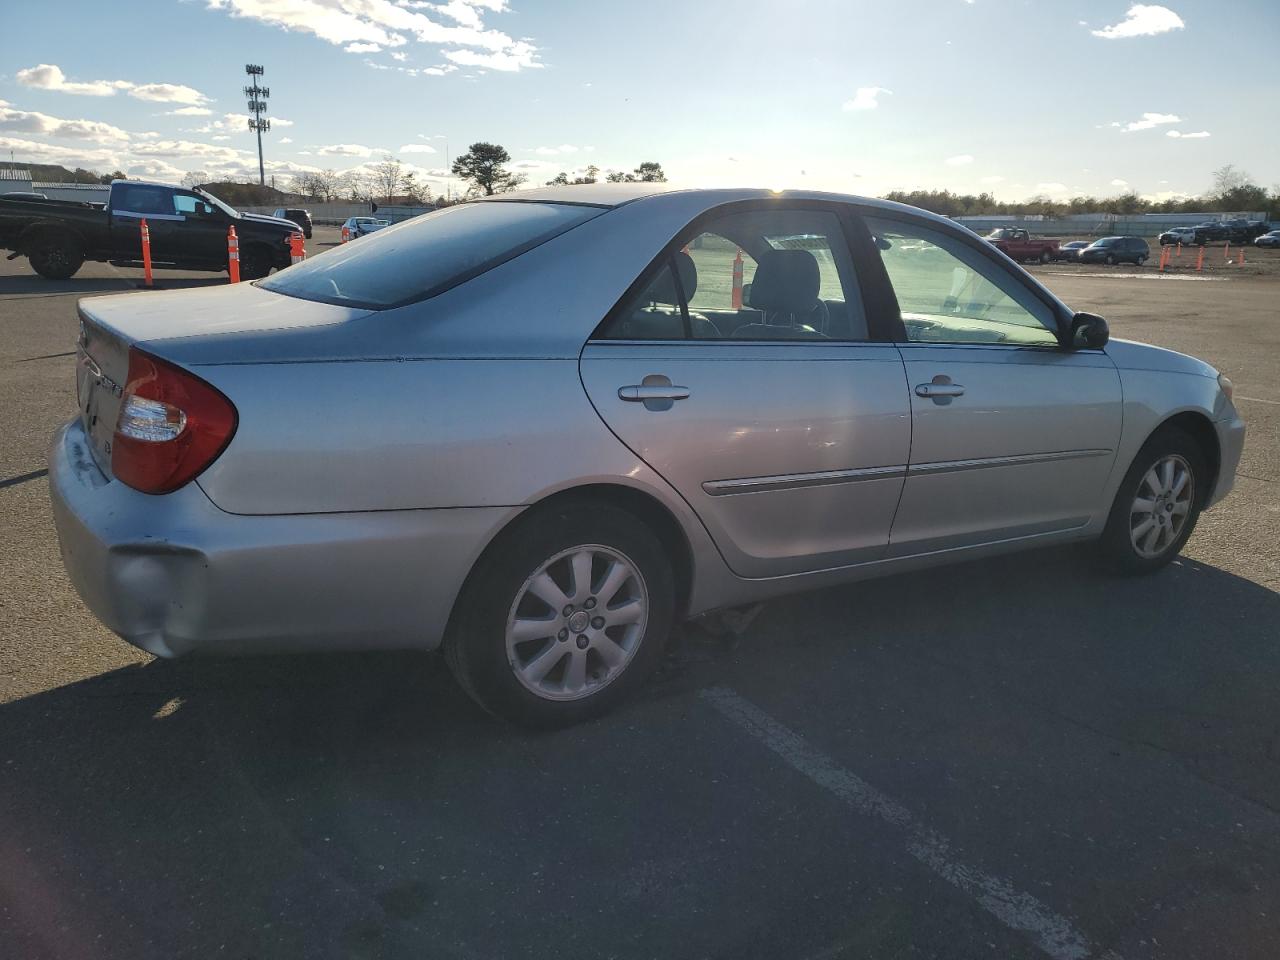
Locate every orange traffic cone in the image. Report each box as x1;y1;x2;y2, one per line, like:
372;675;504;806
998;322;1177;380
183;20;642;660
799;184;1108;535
227;225;241;283
731;248;744;309
139;218;154;289
289;231;305;265
341;224;350;243
1196;246;1204;272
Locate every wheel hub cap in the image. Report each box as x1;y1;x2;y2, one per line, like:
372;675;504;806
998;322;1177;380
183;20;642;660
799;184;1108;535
1129;454;1194;559
505;544;649;702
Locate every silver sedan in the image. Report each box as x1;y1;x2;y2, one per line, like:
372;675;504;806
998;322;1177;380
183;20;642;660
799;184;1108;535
51;185;1245;725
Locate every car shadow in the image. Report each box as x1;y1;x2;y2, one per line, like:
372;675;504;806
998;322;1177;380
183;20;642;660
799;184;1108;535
0;275;230;297
2;548;1277;958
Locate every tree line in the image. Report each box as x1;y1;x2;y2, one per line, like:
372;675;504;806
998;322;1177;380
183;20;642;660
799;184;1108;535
885;165;1278;219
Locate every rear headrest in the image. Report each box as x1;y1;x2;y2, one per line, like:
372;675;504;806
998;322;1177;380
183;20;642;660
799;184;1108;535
746;249;820;313
646;251;698;305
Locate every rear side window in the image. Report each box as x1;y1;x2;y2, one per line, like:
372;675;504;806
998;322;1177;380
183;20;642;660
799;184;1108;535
260;201;604;309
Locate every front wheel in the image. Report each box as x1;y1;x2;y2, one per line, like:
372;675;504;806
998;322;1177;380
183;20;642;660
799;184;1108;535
238;246;273;280
1137;255;1147;266
445;503;675;726
1098;426;1206;574
1038;250;1051;264
1105;254;1117;265
29;237;84;280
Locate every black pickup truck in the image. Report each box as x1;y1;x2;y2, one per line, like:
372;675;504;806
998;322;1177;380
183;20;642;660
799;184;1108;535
0;180;299;280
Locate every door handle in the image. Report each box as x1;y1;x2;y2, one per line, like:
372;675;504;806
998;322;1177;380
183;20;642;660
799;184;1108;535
915;375;965;402
618;385;691;402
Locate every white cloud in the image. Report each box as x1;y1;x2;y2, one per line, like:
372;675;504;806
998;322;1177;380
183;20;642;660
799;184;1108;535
1091;4;1185;39
422;65;458;76
0;104;130;142
346;42;382;53
979;175;1004;184
15;63;209;104
945;154;974;166
1034;182;1069;194
167;106;213;116
207;0;542;72
533;144;579;156
126;158;186;180
131;139;244;162
400;143;437;153
319;143;374;157
391;51;408;61
189;112;294;135
1167;129;1210;138
1111;178;1129;187
279;137;294;144
842;86;891;111
1115;111;1181;132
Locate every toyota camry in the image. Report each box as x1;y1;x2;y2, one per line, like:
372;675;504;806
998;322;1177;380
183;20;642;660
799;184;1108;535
51;185;1245;726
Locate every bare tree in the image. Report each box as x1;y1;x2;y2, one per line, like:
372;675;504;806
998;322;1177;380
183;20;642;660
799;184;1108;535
401;170;431;205
181;170;210;190
372;156;405;202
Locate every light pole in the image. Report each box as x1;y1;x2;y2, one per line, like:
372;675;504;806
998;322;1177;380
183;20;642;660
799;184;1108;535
244;64;270;186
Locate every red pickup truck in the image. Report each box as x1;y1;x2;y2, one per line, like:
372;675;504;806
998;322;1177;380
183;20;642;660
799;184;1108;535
984;228;1060;264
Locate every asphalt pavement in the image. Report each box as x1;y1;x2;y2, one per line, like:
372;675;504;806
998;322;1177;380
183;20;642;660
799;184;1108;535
1;230;1278;960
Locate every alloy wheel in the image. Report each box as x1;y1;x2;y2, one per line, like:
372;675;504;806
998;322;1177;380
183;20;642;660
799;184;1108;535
505;544;649;701
1129;454;1194;559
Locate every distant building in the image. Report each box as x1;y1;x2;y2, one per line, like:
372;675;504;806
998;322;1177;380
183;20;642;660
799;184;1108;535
0;168;111;202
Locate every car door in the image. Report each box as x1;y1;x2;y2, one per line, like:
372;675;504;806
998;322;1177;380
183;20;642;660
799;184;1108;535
859;211;1123;557
109;183;182;263
580;203;911;578
173;191;230;267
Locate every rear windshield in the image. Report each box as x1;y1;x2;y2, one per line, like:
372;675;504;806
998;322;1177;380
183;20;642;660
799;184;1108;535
261;200;604;309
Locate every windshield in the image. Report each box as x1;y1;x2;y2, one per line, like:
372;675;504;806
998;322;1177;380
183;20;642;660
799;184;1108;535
1092;237;1120;247
986;228;1015;240
196;188;240;219
262;200;604;309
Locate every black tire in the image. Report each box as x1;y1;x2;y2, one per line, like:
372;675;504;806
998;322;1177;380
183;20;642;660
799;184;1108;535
29;236;84;280
444;501;676;727
238;246;273;280
1038;249;1050;264
1137;255;1147;266
1097;425;1207;575
1105;254;1116;266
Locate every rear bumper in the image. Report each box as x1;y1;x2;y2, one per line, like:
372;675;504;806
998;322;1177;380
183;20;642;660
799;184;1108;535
49;419;513;658
1208;412;1246;508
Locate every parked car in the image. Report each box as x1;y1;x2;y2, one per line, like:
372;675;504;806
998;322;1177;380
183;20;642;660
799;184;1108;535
1221;218;1269;243
272;206;313;239
1255;230;1280;248
1192;222;1229;243
50;185;1244;726
1056;240;1090;261
1078;236;1150;265
1158;227;1198;246
984;227;1060;264
0;180;298;280
340;216;390;241
1;191;49;201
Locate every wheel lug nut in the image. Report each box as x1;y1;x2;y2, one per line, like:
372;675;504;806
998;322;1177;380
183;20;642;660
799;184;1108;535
591;616;605;629
584;597;596;610
576;635;589;649
558;628;569;641
562;605;574;617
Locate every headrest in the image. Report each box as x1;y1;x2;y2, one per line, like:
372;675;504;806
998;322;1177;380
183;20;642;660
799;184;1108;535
646;251;698;305
746;249;820;313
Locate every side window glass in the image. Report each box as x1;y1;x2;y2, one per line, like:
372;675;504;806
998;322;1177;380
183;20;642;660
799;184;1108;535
173;194;212;216
864;216;1059;346
116;185;171;216
684;208;866;341
596;257;688;340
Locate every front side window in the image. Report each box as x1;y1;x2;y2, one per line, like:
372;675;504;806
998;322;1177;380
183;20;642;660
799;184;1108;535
865;215;1059;347
600;207;866;342
174;194;213;217
262;200;603;309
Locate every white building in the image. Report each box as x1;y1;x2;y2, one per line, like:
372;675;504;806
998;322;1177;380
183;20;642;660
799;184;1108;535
0;168;111;202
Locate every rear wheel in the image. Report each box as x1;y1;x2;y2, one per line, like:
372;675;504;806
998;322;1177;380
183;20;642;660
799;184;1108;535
445;502;675;727
1038;249;1051;264
1137;255;1147;266
1098;426;1206;575
29;236;84;280
1105;254;1117;266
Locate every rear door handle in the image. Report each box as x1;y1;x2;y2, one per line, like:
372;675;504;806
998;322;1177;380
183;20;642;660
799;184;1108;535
618;385;691;402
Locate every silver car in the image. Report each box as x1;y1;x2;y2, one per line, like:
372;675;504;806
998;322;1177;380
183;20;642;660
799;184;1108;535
51;185;1245;725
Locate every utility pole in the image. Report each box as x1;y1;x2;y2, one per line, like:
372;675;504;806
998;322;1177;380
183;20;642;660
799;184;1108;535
244;64;270;186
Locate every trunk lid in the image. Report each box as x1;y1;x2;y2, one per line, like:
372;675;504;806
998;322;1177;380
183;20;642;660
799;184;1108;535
74;283;375;478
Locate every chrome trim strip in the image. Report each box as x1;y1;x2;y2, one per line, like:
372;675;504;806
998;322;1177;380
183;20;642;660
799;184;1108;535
703;465;907;496
908;448;1111;476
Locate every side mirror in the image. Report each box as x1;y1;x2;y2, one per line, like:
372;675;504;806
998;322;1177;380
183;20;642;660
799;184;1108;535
1071;312;1109;349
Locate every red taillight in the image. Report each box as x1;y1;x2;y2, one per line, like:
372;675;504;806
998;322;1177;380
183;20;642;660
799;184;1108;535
111;349;237;494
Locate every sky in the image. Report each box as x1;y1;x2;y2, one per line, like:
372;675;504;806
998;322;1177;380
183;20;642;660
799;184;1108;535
1;0;1277;202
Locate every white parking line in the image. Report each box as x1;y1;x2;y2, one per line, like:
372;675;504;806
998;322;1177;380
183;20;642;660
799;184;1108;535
701;687;1110;960
1237;396;1280;405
